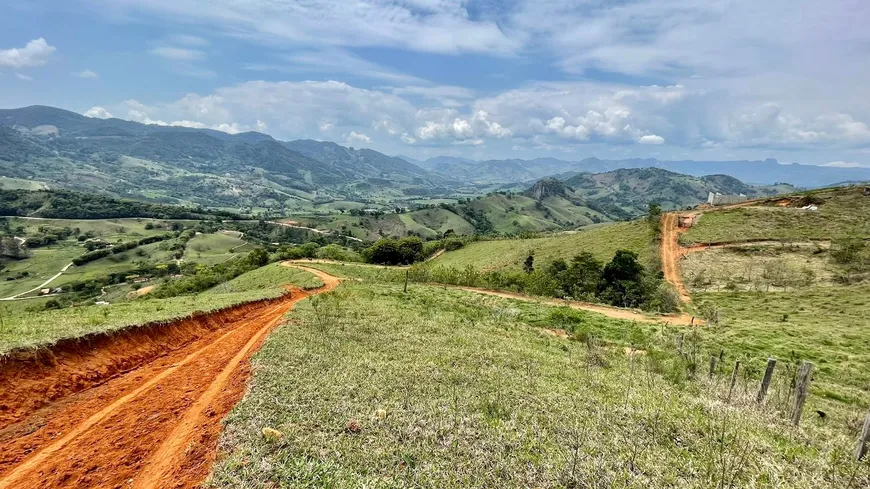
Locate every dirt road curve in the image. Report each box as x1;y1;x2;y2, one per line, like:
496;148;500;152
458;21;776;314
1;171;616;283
0;265;339;489
456;286;696;325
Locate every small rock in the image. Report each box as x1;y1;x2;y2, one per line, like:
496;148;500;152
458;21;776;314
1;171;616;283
346;419;362;433
262;427;284;442
375;408;387;420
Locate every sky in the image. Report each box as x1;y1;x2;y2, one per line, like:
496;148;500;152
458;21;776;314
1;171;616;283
1;1;869;167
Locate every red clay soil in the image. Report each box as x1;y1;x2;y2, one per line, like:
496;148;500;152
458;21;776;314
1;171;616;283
0;265;339;489
660;213;692;303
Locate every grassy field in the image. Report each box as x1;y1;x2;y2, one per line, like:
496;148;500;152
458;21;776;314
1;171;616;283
0;246;82;298
207;280;868;488
681;244;835;292
206;263;324;294
692;283;870;409
184;232;252;265
432;221;656;272
0;177;50;190
5;217;176;240
0;289;277;353
0;217;183;297
0;263;322;353
53;240;179;287
682;187;870;245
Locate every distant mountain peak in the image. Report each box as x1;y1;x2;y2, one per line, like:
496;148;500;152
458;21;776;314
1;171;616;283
525;177;568;200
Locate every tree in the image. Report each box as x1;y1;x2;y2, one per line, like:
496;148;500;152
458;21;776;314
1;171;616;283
565;252;603;299
598;250;649;308
648;202;663;235
523;254;535;274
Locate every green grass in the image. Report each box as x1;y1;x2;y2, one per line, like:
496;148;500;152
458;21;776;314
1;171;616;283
0;245;82;298
692;283;870;409
681;244;835;292
205;263;324;294
0;263;323;353
0;289;283;353
407;208;475;236
53;240;179;287
5;217;176;241
0;177;50;190
682;187;870;245
207;280;867;488
184;232;251;265
433;221;656;272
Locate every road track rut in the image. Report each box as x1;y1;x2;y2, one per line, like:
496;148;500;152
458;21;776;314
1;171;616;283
0;264;339;489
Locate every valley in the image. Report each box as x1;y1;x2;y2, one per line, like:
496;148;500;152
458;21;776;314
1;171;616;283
0;106;869;488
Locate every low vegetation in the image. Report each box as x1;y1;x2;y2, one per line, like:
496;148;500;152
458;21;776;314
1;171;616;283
0;260;322;353
0;188;242;220
432;221;656;272
682;187;870;245
208;280;869;488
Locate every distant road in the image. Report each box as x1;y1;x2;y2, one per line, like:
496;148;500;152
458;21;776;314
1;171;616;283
0;262;74;301
266;220;364;243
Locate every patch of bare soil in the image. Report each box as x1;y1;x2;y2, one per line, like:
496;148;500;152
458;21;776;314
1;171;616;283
0;267;340;489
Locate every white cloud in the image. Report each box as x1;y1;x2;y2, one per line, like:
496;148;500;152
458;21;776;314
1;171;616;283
168;120;207;129
0;38;55;68
77;69;98;79
93;0;520;55
638;135;665;145
91;78;870;159
149;47;205;61
247;49;425;85
84;106;114;119
15;73;32;81
168;34;210;47
822;161;870;168
346;131;373;145
319;121;335;133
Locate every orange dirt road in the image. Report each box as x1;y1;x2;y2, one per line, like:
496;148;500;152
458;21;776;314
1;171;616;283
660;212;692;303
0;265;339;489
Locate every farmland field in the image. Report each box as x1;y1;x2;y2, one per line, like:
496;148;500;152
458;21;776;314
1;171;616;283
692;284;870;409
681;187;870;245
432;221;656;271
184;232;251;265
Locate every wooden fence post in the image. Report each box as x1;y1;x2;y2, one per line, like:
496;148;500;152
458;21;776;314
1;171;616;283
856;407;870;461
756;358;777;404
404;270;409;293
708;356;717;379
727;360;740;403
676;333;684;355
791;361;814;426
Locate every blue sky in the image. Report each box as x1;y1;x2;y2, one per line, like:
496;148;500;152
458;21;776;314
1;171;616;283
2;0;870;167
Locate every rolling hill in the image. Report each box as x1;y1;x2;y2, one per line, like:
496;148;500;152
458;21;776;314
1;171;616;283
298;168;792;239
0;106;450;210
407;154;870;187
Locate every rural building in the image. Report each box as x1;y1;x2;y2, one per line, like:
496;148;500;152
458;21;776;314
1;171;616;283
707;192;748;206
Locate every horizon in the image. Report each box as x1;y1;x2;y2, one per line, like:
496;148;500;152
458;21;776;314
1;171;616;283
1;1;869;167
3;103;864;172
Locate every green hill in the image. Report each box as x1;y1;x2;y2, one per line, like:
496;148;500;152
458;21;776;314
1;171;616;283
0;106;450;210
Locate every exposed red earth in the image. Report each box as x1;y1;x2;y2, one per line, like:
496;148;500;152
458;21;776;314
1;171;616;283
0;265;339;489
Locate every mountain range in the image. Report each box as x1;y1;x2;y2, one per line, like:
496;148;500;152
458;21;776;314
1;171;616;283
0;105;861;226
405;155;870;188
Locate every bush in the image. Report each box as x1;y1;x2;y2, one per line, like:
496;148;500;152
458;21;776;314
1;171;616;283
365;237;424;265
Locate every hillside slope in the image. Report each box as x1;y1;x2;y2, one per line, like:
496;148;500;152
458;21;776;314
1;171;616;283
0;106;443;209
408;153;870;187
